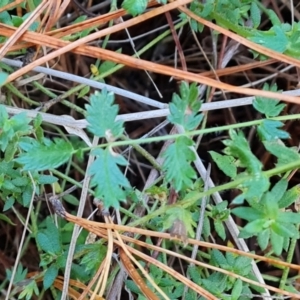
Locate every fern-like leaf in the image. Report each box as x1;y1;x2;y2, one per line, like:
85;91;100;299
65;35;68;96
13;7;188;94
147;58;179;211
89;148;130;208
86;90;124;140
122;0;148;16
253;83;285;117
168;82;203;131
15;138;74;171
162;136;197;191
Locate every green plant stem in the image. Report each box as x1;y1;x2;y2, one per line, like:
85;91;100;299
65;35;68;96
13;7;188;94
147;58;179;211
31;80;58;99
51;169;95;195
278;225;299;291
5;83;39;106
253;0;280;25
61;159;72;191
52;155;300;230
120;203;139;224
30;206;58;299
71;161;86;176
120;135;161;170
128;159;300;228
81;114;299;151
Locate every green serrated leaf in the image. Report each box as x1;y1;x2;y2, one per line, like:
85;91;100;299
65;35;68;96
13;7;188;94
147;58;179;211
202;214;210;240
86;90;124;139
267;9;281;26
278;184;300;209
0;71;8;86
33;113;42;129
36;220;62;254
164;206;196;239
122;0;148;16
0;104;9;125
224;130;262;174
10;111;31;134
37;174;58;185
18;279;39;300
234;256;252;275
249;25;288;53
239;228;255;239
269;178;288;203
3;179;16;190
270;230;284;255
214;220;226;240
125;279;141;295
11;176;29;187
263;192;279;219
22;184;33;207
78;85;90;98
264;140;300;167
89;148;130;208
231;207;264;221
179;81;201;109
257;229;270;251
80;243;106;273
187;266;202;285
257;119;289;141
150;263;163;282
15;138;74;171
232;279;243;300
277;211;300;224
250;2;261;28
210;249;227;267
0;106;31;151
99;51;121;74
168;94;187;125
63;194;79;206
12;15;23;27
3;196;15;211
225;251;235;267
271;222;298;238
43;264;58;289
35;126;44;142
209;151;236;178
6;264;27;283
202;278;224;295
36;231;59;254
162;136;197;191
239;172;270;204
215;200;228;214
168;82;202;131
243;219;266;234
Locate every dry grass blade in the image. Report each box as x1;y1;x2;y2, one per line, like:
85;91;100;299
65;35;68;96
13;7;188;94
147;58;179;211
93;215;114;299
119;241;162;299
62;211;217;299
180;6;300;68
0;0;25;14
1;25;300;103
61;213;300;271
43;0;63;32
0;0;49;60
48;0;159;38
4;0;193;83
77;260;106;300
3;1;300;299
54;208;300;299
